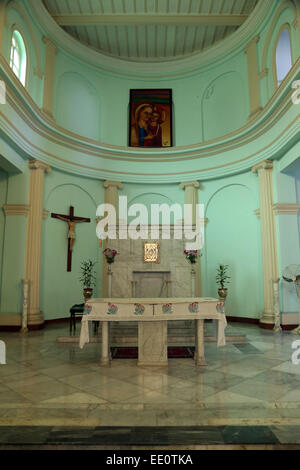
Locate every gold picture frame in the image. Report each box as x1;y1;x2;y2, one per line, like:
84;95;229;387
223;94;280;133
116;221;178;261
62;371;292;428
144;242;160;263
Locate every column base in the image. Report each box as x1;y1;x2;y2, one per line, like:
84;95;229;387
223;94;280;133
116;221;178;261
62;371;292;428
99;358;111;367
259;312;274;329
28;311;44;327
195;357;206;366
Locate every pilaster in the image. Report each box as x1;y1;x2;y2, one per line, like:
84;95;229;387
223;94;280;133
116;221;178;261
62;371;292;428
179;180;201;296
244;36;262;118
42;37;58;118
25;159;51;326
252;160;278;326
101;180;123;297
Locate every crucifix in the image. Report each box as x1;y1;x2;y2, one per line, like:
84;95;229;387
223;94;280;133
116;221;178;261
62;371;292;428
51;206;91;272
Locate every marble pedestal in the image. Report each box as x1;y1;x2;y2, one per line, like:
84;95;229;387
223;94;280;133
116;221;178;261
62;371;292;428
137;321;168;366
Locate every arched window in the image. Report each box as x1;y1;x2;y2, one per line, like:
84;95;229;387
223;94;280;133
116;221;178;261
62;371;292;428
9;30;27;86
275;28;292;87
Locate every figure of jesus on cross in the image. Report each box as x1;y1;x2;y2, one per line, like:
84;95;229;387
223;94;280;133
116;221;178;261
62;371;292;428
51;206;91;272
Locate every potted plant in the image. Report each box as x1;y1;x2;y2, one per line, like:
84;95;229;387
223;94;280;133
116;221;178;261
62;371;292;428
216;264;230;300
79;259;97;301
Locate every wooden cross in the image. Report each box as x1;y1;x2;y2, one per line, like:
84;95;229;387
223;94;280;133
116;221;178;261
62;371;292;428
51;206;91;272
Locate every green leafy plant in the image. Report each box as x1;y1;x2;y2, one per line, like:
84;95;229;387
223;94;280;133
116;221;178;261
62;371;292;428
216;264;230;289
79;259;97;288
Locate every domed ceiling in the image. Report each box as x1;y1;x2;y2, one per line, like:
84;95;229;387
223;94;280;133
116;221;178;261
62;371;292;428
42;0;259;62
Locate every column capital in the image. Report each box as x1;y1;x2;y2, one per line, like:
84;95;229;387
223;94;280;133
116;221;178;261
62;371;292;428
42;36;58;55
252;160;273;174
179;181;200;190
29;160;51;174
244;35;260;54
103;180;123;190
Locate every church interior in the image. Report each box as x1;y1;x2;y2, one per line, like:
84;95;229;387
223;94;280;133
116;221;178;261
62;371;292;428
0;0;300;450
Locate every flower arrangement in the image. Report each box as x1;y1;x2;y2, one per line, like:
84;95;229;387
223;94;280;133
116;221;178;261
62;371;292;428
103;248;118;264
184;249;198;264
79;259;96;288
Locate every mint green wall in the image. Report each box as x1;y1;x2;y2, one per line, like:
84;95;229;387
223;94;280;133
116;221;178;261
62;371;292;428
121;175;262;319
199;172;262;318
0;0;299;323
0;170;8;307
42;170;104;319
0;166;28;314
274;160;300;314
52;47;250;146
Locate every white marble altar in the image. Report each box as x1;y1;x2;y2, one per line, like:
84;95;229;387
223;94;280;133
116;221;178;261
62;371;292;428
79;297;226;366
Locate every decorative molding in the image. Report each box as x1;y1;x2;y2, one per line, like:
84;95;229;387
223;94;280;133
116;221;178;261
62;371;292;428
5;1;43;78
27;0;274;79
244;34;260;53
260;1;297;80
0;53;299;183
3;204;30;216
179;181;200;190
259;68;269;79
103;180;123;190
272;23;294;91
273;203;300;215
28;159;51;173
252;160;273;174
42;209;49;219
254;204;300;217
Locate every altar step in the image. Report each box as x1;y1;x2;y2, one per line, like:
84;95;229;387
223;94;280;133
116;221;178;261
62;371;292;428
58;321;246;345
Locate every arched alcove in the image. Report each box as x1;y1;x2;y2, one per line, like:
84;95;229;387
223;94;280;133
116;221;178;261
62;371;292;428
128;192;177;224
42;184;100;320
55;72;100;140
203;184;262;318
202;72;247;142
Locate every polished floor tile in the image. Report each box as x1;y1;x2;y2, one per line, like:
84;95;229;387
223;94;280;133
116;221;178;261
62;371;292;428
1;322;300;447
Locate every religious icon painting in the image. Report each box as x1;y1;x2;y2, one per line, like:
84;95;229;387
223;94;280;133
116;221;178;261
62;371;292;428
129;89;173;148
144;242;160;263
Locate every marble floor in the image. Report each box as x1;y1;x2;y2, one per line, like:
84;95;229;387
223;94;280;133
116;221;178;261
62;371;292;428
1;321;300;448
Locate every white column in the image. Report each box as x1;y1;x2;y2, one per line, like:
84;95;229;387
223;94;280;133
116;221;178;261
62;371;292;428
179;181;201;297
101;181;123;297
252;160;278;326
42;37;58;118
25;160;51;326
244;36;262;119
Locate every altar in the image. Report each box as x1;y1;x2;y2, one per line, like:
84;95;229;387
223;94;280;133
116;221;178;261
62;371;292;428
79;297;226;366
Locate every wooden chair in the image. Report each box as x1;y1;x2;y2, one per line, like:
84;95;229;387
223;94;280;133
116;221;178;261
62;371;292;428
69;303;85;334
69;303;99;335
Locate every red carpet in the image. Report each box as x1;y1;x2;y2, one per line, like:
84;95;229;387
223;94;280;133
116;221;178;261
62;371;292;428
111;346;195;359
